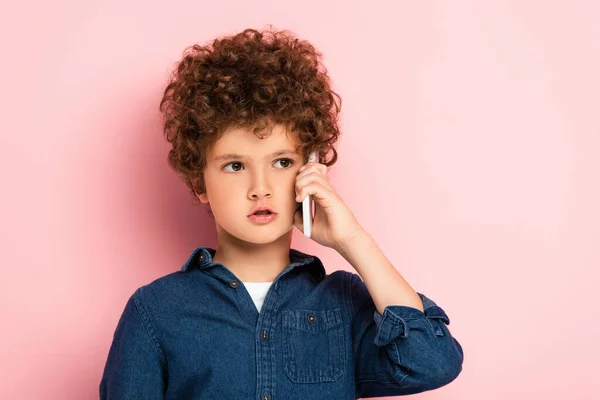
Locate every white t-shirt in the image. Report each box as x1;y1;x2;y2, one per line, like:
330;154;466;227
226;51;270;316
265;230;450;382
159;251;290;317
242;281;273;313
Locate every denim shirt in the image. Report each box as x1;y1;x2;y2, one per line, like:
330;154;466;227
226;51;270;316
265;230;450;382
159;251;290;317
99;246;463;399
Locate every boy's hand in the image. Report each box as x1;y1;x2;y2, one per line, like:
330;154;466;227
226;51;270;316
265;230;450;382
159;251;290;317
293;162;365;251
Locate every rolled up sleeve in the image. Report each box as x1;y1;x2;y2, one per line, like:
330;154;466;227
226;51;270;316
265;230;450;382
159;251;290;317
349;273;464;398
99;288;167;399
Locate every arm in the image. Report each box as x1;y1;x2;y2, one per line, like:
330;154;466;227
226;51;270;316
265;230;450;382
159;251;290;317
99;288;167;399
337;231;464;397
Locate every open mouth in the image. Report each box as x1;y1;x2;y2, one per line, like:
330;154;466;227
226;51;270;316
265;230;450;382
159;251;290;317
253;211;273;215
248;210;278;224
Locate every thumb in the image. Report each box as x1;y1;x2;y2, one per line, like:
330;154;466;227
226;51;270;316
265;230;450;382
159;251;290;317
293;207;303;231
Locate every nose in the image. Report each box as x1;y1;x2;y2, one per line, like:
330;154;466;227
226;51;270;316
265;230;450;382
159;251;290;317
248;169;273;199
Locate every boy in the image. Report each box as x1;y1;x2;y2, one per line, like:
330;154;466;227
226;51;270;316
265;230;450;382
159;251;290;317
99;27;463;399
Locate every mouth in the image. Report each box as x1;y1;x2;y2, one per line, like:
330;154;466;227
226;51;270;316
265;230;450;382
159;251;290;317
252;211;274;216
248;211;278;224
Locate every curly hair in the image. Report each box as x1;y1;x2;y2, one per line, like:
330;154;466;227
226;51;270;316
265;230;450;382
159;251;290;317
158;26;342;206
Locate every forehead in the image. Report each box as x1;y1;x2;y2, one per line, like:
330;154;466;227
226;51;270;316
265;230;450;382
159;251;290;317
211;123;302;155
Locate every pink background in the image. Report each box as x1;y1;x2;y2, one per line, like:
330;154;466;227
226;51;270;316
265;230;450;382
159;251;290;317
1;1;599;399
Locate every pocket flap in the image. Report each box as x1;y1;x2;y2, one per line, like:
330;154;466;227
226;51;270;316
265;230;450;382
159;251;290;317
282;308;343;331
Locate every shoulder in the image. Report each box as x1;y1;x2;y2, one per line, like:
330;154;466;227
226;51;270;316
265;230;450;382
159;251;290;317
321;269;361;290
323;269;355;284
130;269;201;309
313;269;358;308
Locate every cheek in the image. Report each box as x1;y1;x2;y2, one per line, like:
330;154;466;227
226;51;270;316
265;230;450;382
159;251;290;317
288;182;299;199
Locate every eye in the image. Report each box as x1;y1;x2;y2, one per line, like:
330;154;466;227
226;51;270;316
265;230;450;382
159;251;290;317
222;158;295;172
274;158;295;168
223;162;244;172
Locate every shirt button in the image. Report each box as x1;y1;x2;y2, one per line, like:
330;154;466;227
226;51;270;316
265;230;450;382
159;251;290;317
307;313;316;323
261;330;268;341
229;280;239;288
262;395;271;400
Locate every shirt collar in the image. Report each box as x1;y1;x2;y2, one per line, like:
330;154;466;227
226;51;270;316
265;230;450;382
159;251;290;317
180;245;326;282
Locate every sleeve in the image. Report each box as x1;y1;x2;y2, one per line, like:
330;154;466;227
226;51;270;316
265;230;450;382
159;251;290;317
348;273;464;398
99;288;167;399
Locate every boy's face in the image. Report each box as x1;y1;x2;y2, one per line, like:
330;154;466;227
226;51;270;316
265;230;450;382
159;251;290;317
197;123;305;244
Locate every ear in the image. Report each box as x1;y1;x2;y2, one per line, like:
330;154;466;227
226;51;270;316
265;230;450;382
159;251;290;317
196;191;209;204
192;177;209;204
193;184;209;204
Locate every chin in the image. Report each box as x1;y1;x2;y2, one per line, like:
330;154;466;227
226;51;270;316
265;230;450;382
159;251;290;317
220;229;273;244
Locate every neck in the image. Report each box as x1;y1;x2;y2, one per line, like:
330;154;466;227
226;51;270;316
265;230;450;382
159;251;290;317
211;229;293;282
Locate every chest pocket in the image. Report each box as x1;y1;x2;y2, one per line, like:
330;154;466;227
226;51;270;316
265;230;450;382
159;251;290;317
281;308;346;383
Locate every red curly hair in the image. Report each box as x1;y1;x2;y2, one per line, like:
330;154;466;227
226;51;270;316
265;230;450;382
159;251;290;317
158;26;342;206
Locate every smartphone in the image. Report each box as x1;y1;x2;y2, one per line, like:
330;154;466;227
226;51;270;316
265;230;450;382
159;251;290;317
302;151;318;237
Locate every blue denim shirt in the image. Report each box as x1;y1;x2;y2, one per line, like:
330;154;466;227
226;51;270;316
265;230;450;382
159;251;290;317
100;246;463;399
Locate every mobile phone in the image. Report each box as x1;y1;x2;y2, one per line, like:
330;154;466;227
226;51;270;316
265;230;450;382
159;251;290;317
302;151;318;237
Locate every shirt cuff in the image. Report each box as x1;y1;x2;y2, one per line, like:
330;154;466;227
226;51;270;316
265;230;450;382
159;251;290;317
372;292;450;346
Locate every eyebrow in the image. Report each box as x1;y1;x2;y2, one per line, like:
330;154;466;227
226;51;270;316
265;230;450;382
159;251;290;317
213;149;300;162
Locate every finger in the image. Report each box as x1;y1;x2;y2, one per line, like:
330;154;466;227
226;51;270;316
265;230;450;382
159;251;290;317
296;175;332;201
296;169;321;182
296;167;330;185
298;162;327;175
296;182;331;203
